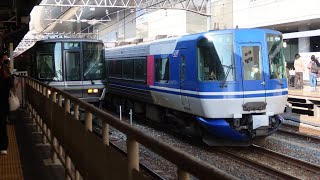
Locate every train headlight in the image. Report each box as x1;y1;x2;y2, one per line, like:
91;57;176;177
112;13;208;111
87;89;98;94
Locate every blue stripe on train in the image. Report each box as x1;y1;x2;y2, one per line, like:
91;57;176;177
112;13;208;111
109;82;288;99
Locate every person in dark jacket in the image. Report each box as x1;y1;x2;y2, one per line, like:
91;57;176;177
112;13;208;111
0;61;14;155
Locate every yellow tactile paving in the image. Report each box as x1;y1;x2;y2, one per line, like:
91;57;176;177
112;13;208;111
0;125;23;180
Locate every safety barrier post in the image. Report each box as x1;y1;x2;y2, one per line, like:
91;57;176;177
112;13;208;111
42;86;47;144
127;137;139;180
51;92;57;164
58;95;64;160
102;122;109;146
73;104;81;180
64;99;72;180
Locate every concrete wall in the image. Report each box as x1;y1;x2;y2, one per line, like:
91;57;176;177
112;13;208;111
233;0;320;28
148;9;187;37
211;0;233;30
186;11;207;34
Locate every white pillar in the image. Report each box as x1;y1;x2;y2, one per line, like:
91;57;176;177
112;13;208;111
298;26;310;53
10;43;13;69
207;0;212;31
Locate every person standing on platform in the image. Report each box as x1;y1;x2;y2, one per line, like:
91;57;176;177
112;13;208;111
294;54;304;89
308;55;318;91
0;54;9;64
0;61;14;155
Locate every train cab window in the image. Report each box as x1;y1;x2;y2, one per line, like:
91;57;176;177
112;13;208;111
197;34;234;82
267;34;286;79
155;58;170;83
64;42;80;49
242;46;262;80
37;54;55;79
134;59;146;80
83;42;105;80
36;42;63;81
65;52;81;81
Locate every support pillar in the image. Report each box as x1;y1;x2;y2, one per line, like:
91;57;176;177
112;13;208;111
298;26;310;53
9;43;13;69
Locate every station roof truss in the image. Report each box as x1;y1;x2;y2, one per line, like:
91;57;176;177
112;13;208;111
39;0;209;16
13;0;209;57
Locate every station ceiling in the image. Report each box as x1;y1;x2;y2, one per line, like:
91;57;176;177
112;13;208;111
0;0;41;53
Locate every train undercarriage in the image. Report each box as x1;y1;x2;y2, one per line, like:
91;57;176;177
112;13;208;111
104;94;283;146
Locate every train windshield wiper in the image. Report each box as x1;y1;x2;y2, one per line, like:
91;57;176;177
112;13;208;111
220;65;233;88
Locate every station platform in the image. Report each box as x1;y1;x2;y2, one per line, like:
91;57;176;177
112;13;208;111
288;86;320;100
0;109;64;180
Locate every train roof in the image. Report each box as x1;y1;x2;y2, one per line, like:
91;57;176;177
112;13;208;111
104;28;282;59
37;38;103;43
105;36;180;59
177;28;282;41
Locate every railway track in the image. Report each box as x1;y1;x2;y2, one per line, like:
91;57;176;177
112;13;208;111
277;128;320;144
215;145;320;179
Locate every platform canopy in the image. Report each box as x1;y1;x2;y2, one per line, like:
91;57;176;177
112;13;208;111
13;0;209;57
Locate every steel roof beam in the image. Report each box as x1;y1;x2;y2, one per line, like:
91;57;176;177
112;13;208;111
39;0;209;16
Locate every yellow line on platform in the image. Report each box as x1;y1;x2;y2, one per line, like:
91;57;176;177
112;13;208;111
0;125;24;180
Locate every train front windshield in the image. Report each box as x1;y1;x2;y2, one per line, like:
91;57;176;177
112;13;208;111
267;34;286;79
83;42;105;80
36;41;105;81
197;34;235;82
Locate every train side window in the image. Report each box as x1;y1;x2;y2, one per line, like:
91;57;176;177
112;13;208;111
267;34;286;79
180;55;185;81
155;58;170;83
123;60;134;79
134;59;146;80
197;34;234;82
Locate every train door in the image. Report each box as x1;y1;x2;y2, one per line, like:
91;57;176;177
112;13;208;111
64;50;83;98
178;49;190;110
240;43;267;107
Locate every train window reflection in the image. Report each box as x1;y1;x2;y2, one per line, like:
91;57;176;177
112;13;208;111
267;34;286;79
134;59;146;80
36;42;63;81
64;42;80;49
242;46;262;80
197;34;234;82
37;54;54;79
155;58;170;83
65;52;80;81
123;60;134;79
83;42;105;80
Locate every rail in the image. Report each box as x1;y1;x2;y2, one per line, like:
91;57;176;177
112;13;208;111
21;76;237;180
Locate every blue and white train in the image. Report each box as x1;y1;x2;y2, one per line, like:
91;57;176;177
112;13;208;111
104;28;288;146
